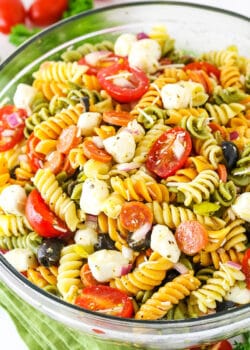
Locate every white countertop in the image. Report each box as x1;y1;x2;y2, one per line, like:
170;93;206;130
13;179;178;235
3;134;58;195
0;1;249;349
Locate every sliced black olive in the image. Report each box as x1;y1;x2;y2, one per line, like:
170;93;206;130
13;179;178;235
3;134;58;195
216;300;236;312
221;141;239;171
94;234;116;251
127;231;151;251
37;239;63;267
162;269;180;284
80;96;90;112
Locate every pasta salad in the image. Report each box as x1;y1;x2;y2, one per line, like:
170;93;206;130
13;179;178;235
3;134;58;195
0;24;250;320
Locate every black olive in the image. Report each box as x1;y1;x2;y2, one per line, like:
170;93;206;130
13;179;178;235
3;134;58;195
244;222;250;240
37;239;63;267
94;234;116;251
80;96;90;112
221;141;239;171
216;300;236;312
127;231;151;251
161;269;180;284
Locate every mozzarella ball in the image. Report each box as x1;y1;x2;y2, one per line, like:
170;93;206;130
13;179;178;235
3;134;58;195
103;131;136;163
77;112;102;136
114;33;137;57
120;120;145;143
80;178;109;215
232;192;250;222
225;284;250;304
88;249;130;282
4;248;37;272
74;226;98;247
13;84;38;114
150;224;181;263
161;82;192;109
0;185;27;215
128;39;161;73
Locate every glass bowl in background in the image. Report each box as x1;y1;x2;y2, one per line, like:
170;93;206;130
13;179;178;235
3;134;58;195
0;2;250;349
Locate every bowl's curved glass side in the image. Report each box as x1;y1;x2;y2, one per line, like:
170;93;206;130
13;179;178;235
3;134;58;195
1;256;250;350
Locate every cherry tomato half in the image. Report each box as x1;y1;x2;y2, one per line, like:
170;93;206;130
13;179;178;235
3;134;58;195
120;201;153;232
28;0;68;27
242;248;250;289
184;61;220;80
175;221;208;255
0;105;27;152
0;0;26;34
25;189;70;238
75;285;134;318
146;127;192;178
97;59;149;103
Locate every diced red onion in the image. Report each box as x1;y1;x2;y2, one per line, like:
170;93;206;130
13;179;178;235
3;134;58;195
173;262;189;274
226;261;242;270
92;136;104;149
130;222;152;243
85;51;112;66
230;131;239;140
6;113;23;128
136;32;149;40
85;214;98;223
18;154;29;163
120;264;132;276
116;162;142;171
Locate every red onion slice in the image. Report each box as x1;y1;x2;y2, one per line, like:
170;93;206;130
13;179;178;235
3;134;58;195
120;263;132;276
173;262;189;274
226;261;242;270
130;222;152;243
116;162;142;171
6;113;23;128
230;131;239;140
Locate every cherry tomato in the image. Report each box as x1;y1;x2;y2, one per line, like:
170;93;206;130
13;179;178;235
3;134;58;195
25;189;70;238
82;139;112;163
0;105;27;152
26;133;44;172
78;53;122;75
28;0;68;27
80;263;99;287
210;340;232;350
97;59;149;103
242;248;250;289
184;61;220;80
103;110;135;127
75;285;134;318
120;201;153;232
175;221;208;255
146;127;192;178
0;0;26;34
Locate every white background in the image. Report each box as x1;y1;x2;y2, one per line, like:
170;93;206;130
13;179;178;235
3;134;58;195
0;1;249;349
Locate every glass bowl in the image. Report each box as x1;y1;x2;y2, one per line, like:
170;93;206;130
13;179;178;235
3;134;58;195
0;2;250;349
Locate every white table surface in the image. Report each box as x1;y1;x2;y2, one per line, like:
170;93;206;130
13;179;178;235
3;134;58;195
0;1;249;349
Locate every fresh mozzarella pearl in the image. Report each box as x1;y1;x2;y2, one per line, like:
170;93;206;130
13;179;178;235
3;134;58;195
77;112;102;136
120;120;145;143
13;84;38;114
150;224;181;263
225;284;250;304
128;39;161;73
4;248;37;272
103;131;136;163
74;226;98;247
80;178;109;215
114;33;137;57
88;249;130;282
0;185;27;215
161;82;192;109
232;192;250;222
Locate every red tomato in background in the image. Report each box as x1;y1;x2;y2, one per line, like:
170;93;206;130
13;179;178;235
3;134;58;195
210;340;233;350
0;0;26;34
146;127;192;178
25;189;70;238
183;61;220;80
0;105;27;152
242;248;250;289
28;0;68;26
26;133;44;172
75;285;134;318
